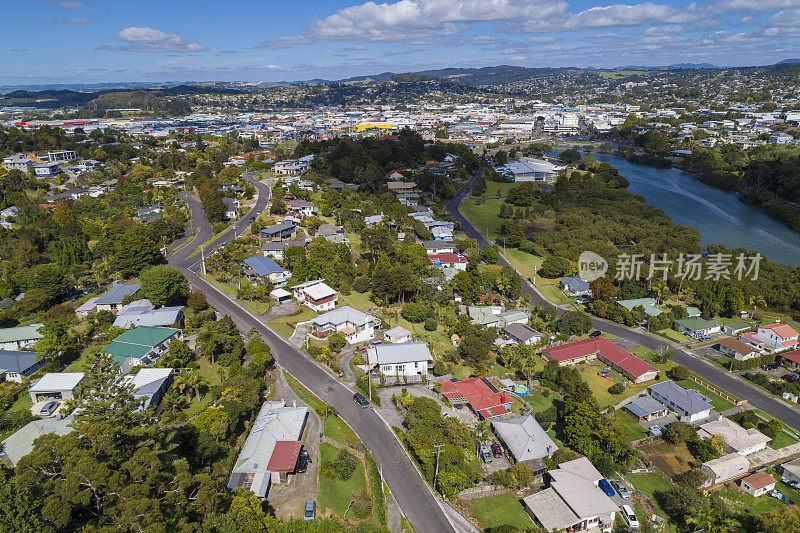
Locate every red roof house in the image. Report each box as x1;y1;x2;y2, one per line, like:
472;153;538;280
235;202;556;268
266;441;303;473
543;337;658;384
441;377;513;419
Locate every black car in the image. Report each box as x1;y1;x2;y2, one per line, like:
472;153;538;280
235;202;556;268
589;330;602;338
354;392;370;408
296;449;310;473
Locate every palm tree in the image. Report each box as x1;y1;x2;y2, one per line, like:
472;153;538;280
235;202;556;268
173;371;193;398
749;295;766;319
522;356;538;389
686;506;739;533
196;325;219;363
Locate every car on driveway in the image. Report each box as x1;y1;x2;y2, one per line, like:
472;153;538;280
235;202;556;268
598;479;615;497
40;401;59;416
621;504;639;529
589;330;602;338
478;443;492;463
491;443;503;458
353;392;370;408
296;449;310;473
611;480;630;499
304;500;316;521
784;374;798;383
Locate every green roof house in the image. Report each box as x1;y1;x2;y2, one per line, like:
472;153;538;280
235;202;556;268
674;317;723;339
617;298;662;318
0;324;44;351
102;326;181;373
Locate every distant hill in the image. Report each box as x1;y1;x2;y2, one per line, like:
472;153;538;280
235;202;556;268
776;58;800;65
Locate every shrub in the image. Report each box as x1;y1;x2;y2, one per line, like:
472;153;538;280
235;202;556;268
424;317;438;331
668;365;692;381
608;383;625;395
332;449;358;480
664;422;696;445
353;276;371;293
328;332;347;353
349;488;373;519
539;255;574;278
401;302;434;323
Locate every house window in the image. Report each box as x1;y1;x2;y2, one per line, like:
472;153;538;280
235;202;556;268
241;472;255;489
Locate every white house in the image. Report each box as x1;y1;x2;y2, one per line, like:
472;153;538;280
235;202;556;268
561;277;592;297
384;326;413;344
747;323;799;352
741;472;776;497
367;342;432;378
648;381;713;423
28;372;85;403
243;256;291;288
698;418;770;456
0;324;44;351
291;280;337;313
311;306;375;345
702;453;750;487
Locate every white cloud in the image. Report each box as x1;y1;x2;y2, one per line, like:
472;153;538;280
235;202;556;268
307;0;568;42
258;36;313;49
36;0;93;9
45;16;91;24
521;3;701;32
99;27;205;52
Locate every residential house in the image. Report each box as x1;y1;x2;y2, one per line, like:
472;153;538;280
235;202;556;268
28;372;85;403
227;400;309;497
291;280;337;313
123;367;173;409
387;181;416;192
497;159;562;182
0;415;74;467
2;154;34;172
384;326;413;344
112;300;184;328
724;319;751;336
288;200;317;218
468;305;504;327
364;214;385;227
367;342;432;378
223;198;240;220
273;155;313;176
422;241;455;256
702;453;750;487
542;337;658;384
75;297;99;318
698;418;770;456
102;326;182;373
648;381;713;423
0;350;42;383
429;253;467;271
781;349;800;369
717;337;761;361
492;414;557;462
311;306;375;344
270;288;293;304
386;171;405;181
34;162;60;178
441;377;513;419
741;472;776;497
617;298;662;318
674;317;723;339
315;224;347;243
744;323;799;352
95;282;141;312
522;457;618;533
625;396;669;422
244;256;291;288
561;277;592;297
780;457;800;484
262;241;299;260
0;324;44;351
504;323;543;345
0;206;19;229
431;226;453;241
397;193;419;206
260;221;297;241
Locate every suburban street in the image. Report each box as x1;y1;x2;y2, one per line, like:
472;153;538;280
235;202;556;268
169;174;458;533
447;174;800;431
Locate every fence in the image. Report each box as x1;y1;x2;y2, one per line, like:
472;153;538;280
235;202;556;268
456;484;509;501
686;374;747;406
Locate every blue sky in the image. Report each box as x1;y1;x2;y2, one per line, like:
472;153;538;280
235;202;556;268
4;0;800;84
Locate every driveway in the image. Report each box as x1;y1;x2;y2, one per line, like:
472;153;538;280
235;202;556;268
267;369;322;519
375;385;478;428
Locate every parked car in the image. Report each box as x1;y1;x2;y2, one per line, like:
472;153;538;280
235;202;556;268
598;479;615;497
611;480;630;499
589;330;602;338
40;401;58;416
784;374;798;383
621;504;639;529
763;362;781;370
479;443;492;463
304;500;316;521
296;449;310;473
353;392;370;408
491;443;503;458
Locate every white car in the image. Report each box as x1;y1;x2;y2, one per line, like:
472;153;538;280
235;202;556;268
621;504;639;529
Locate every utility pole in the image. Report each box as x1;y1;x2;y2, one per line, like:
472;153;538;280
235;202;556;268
433;444;444;489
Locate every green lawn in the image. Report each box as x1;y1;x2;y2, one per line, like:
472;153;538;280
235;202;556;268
770;430;798;450
65;344;102;372
9;392;32;414
656;328;694;344
338;291;375;312
677;379;736;411
284;371;326;413
468;493;533;530
501;249;574;306
200;273;271;314
715;481;800;516
460;198;505;241
270;307;317;339
521;389;558;414
626;471;678;533
184;358;225;418
617;410;648;440
325;414;360;447
317;443;368;518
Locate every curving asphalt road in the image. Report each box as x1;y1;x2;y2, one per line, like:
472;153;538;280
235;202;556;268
447;174;800;431
170;174;457;533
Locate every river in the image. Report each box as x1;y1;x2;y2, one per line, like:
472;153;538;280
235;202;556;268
580;153;800;267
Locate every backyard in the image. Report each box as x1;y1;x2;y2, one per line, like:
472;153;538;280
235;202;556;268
676;378;736;411
625;471;678;533
317;442;368;518
467;493;533;530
